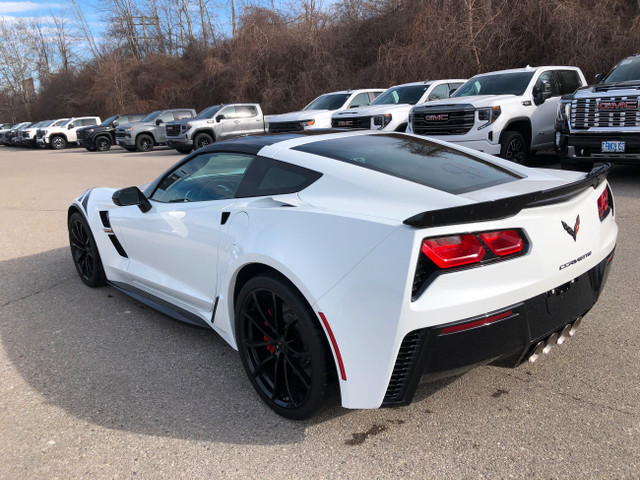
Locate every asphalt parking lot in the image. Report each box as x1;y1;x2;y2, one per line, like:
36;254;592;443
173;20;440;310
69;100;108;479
0;145;638;479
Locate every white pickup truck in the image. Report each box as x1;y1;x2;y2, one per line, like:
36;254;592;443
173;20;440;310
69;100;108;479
332;79;466;132
37;116;102;149
268;89;384;133
407;66;587;163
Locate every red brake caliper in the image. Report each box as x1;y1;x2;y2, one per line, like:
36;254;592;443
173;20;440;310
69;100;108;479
265;307;275;354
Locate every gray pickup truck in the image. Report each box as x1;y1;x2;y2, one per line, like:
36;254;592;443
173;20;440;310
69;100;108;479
115;108;196;152
166;104;266;153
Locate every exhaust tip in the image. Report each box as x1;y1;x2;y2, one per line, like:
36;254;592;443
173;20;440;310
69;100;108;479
569;316;582;336
529;341;545;363
543;333;559;354
557;324;572;345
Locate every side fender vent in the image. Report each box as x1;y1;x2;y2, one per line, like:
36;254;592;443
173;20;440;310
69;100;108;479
382;329;427;406
108;235;128;258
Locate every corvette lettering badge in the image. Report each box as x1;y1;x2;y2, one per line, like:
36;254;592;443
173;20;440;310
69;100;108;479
561;215;580;242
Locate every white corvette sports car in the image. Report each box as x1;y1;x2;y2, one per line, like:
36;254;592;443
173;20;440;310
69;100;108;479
68;131;617;419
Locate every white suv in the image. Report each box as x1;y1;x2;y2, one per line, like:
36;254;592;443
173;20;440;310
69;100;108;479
37;116;101;149
407;66;586;163
332;79;466;132
268;89;385;133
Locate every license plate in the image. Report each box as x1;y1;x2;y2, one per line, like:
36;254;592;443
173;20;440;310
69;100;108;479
601;141;625;153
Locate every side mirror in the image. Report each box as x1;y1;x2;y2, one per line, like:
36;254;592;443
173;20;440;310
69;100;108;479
112;121;119;127
216;114;225;122
68;124;75;129
449;88;458;97
594;73;604;84
112;186;152;213
155;118;163;125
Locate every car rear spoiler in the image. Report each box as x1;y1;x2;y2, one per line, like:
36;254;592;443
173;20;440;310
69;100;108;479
403;163;610;229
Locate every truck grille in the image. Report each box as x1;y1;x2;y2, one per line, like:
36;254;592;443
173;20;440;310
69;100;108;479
268;121;304;133
166;124;181;137
76;130;88;140
331;116;371;129
115;130;127;138
571;96;640;129
21;131;29;138
411;106;475;135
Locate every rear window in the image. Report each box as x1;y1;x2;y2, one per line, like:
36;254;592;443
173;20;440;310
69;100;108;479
293;134;522;194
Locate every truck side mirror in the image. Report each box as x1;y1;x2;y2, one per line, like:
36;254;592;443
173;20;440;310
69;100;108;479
155;118;163;125
594;73;604;84
216;115;225;122
112;121;119;127
68;124;75;129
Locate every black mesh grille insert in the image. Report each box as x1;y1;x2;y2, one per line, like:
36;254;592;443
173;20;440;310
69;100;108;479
268;122;304;133
166;124;181;136
383;329;427;405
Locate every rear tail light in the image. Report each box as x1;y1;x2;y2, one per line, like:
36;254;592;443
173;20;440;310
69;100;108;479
413;229;528;300
478;230;523;256
421;235;485;269
597;186;611;221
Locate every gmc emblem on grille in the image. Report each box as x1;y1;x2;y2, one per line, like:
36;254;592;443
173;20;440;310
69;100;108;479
425;114;449;122
598;100;638;111
338;120;353;126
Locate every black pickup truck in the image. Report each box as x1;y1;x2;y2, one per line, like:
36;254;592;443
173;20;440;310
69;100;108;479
555;54;640;170
77;113;144;151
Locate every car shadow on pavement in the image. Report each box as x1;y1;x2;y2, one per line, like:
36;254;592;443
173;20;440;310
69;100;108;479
0;248;361;445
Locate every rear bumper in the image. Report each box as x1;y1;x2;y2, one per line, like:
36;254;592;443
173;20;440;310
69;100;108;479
383;248;615;406
557;132;640;161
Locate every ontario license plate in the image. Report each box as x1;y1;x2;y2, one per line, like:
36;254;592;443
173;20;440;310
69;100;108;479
601;141;625;153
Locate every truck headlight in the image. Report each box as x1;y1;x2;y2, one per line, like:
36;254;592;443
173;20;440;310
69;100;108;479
555;98;572;132
477;106;501;130
373;114;392;128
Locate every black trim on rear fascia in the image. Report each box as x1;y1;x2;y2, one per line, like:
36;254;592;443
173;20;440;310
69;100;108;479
108;280;212;329
404;163;610;229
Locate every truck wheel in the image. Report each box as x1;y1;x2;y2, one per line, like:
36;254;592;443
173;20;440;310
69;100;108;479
51;136;67;150
95;136;111;151
194;133;214;150
499;131;528;164
175;146;192;154
136;134;154;152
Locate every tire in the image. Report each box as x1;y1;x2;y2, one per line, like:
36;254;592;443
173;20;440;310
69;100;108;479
135;133;154;152
176;146;192;154
194;132;214;150
235;273;334;419
499;131;528;164
68;212;107;288
50;136;67;150
95;136;111;151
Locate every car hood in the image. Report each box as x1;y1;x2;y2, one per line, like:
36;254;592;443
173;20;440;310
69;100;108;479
574;81;640;96
78;125;110;133
420;95;518;109
116;121;154;130
333;104;412;117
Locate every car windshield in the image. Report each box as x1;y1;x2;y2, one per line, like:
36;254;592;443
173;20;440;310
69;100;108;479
195;105;222;119
53;118;69;126
40;120;54;127
140;111;161;122
100;115;118;126
294;134;522;194
371;85;430;106
304;94;351;111
453;72;535;97
604;57;640;84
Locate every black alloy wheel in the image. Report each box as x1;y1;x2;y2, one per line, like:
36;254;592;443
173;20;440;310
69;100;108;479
51;136;67;150
194;133;214;150
500;131;528;164
68;213;107;287
95;136;111;151
236;274;333;419
136;133;154;152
